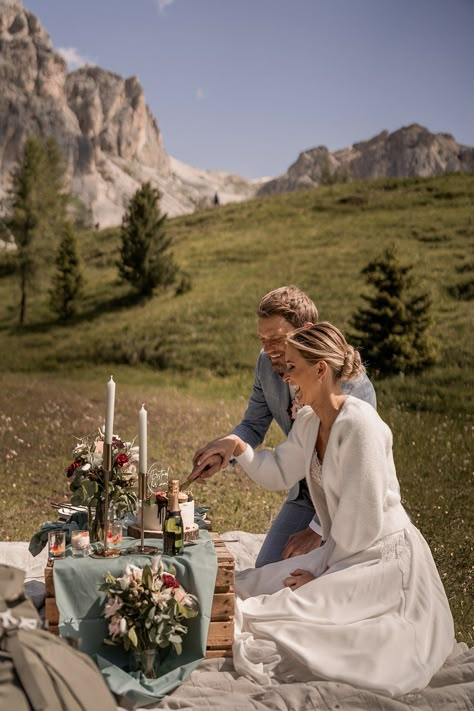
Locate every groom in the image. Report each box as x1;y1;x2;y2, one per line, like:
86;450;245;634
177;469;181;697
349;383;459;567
191;285;377;567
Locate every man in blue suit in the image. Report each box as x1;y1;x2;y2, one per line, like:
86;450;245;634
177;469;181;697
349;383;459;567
192;286;376;567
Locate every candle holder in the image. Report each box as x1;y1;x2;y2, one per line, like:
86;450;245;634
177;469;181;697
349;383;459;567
126;469;157;555
90;441;121;559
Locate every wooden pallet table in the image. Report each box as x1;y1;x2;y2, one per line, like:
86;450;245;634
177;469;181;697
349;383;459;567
44;532;235;659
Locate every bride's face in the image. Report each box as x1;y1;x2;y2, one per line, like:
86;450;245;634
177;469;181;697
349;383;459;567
284;344;320;406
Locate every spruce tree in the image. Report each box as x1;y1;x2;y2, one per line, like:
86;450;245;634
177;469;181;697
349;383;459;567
7;136;69;323
7;137;44;324
49;222;84;321
350;246;437;376
118;182;177;297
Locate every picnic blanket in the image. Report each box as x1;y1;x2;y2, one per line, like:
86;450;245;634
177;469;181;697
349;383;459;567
1;533;473;711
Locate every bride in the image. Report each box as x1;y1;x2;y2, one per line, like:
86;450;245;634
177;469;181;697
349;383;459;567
199;322;455;697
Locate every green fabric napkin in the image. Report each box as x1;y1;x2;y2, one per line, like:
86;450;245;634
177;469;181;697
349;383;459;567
52;532;218;706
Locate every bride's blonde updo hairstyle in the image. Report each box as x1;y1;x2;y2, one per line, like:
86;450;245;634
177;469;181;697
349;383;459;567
287;321;365;382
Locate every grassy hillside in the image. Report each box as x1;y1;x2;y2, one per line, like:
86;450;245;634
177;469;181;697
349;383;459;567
0;174;472;644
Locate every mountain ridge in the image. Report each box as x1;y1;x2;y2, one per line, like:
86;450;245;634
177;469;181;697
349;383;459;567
0;0;263;226
1;0;473;227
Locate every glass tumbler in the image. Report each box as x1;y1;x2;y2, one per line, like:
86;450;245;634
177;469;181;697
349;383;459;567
48;530;66;560
71;530;91;557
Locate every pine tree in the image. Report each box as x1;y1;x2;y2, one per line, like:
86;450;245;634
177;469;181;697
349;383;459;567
350;246;437;376
118;182;177;297
7;137;44;324
6;136;69;323
49;222;84;321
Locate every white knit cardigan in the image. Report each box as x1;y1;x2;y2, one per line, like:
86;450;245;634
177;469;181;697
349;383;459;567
236;395;411;566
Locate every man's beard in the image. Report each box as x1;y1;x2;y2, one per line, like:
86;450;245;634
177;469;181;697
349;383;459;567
270;360;286;376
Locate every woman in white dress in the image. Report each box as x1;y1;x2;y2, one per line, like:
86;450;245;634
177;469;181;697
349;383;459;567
199;322;455;697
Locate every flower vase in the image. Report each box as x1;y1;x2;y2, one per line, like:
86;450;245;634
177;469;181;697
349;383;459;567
88;499;106;544
130;648;159;678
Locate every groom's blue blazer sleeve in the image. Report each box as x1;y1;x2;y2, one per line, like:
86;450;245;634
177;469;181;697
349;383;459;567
232;351;292;447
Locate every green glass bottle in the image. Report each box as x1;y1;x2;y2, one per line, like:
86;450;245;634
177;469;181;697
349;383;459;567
163;479;184;556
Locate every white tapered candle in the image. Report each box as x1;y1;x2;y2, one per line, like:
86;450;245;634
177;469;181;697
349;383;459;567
139;403;147;474
104;376;115;445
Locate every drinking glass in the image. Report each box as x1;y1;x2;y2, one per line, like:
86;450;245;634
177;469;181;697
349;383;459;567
107;521;123;551
48;531;66;560
71;530;91;557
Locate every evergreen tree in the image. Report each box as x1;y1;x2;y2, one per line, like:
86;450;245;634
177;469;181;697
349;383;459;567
118;182;177;297
49;222;84;321
350;246;437;376
6;136;69;324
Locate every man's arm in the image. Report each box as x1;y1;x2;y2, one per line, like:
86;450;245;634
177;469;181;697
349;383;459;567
190;353;275;480
231;353;275;449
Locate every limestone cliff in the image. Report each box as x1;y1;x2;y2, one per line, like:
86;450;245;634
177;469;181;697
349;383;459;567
0;0;261;226
258;124;474;196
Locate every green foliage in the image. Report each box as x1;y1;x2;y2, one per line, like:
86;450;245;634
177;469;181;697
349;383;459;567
5;135;70;324
118;182;177;296
350;246;437;376
49;222;84;320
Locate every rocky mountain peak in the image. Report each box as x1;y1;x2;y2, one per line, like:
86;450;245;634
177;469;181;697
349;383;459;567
0;0;261;226
259;124;474;197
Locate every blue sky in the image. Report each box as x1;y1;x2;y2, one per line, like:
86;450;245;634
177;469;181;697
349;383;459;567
24;0;474;179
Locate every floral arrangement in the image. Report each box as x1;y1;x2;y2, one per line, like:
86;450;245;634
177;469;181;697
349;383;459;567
100;556;199;655
66;428;139;519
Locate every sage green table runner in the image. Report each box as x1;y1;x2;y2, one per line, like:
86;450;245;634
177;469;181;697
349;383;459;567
52;532;218;706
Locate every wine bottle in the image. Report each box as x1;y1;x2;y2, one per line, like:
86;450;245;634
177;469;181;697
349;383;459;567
163;479;184;556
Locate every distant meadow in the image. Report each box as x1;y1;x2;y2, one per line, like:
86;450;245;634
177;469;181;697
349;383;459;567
0;174;472;644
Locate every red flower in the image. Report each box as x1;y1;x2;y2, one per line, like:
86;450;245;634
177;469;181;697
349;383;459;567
66;461;81;478
115;453;129;467
162;573;179;589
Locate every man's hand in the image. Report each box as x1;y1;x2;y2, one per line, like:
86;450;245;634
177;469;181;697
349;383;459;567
188;453;223;482
281;527;322;559
190;435;246;482
283;568;315;591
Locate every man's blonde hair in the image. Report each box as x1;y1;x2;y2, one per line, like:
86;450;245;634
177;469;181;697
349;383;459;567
257;286;318;329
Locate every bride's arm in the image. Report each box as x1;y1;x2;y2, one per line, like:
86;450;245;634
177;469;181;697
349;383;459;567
193;408;313;491
235;414;309;491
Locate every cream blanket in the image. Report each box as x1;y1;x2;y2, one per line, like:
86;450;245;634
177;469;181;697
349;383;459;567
1;535;473;711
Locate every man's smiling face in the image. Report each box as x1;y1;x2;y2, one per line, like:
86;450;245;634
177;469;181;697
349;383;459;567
257;315;294;376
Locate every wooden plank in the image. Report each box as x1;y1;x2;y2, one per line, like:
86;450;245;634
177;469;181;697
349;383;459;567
210;592;234;621
205;648;233;659
214;565;234;592
44;564;55;597
206;621;233;649
45;597;59;626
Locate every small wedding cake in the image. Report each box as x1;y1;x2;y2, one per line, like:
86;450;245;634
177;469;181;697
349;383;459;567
141;492;195;532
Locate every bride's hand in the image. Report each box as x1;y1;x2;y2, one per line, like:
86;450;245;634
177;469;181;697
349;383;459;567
283;568;315;591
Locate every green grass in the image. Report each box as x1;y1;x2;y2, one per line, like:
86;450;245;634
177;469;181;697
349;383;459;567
0;174;472;645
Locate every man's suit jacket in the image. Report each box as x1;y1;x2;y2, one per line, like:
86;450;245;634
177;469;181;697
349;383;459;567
233;350;377;502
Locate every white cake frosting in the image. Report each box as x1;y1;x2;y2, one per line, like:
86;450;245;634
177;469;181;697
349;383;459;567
140;497;195;531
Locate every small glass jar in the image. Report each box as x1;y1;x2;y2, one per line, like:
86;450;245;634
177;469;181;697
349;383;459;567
107;508;123;551
48;531;66;560
71;530;91;557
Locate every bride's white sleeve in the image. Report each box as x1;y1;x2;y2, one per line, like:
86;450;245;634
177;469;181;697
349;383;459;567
330;414;391;558
235;415;307;491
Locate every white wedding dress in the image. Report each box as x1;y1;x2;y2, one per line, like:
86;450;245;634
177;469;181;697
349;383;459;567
233;398;455;697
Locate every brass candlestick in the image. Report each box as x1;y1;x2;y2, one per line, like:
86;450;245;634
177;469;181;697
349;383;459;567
90;441;121;558
126;469;156;555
